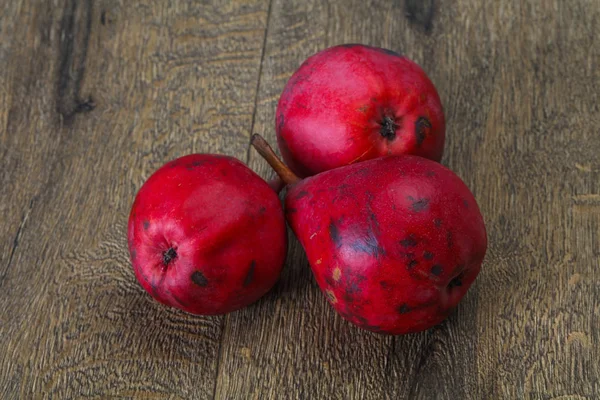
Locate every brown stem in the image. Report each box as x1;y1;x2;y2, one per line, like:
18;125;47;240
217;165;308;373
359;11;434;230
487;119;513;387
251;134;300;185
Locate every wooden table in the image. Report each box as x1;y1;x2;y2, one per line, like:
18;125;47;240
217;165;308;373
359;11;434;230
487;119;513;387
1;1;598;398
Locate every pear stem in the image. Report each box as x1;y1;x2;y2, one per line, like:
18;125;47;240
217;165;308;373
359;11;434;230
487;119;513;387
251;134;300;185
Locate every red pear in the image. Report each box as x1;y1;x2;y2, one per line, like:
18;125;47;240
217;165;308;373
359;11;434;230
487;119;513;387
127;154;287;315
252;135;486;334
276;44;445;177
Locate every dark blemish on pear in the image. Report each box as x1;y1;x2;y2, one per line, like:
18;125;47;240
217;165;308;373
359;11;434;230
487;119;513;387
243;260;256;287
334;183;351;192
462;199;469;209
347;281;362;295
400;234;418;248
426;171;436;177
379;115;398;140
434;218;442;227
424;251;434;260
448;273;464;289
350;239;377;256
367;209;380;229
446;230;454;249
350;168;371;179
409;196;430;212
131;250;136;260
325;276;335;286
431;264;443;276
162;247;177;266
278;114;285;133
349;226;384;258
191;271;208;287
258;206;266;215
143;220;150;230
345;272;367;296
397;304;411;314
295;190;309;200
415;116;432;146
329;220;342;247
380;281;391;289
407;259;419;269
185;160;207;170
185;160;212;170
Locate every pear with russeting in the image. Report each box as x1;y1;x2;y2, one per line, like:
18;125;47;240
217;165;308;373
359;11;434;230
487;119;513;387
252;134;486;334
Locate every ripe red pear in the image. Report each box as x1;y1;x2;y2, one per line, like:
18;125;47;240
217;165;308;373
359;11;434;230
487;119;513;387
252;135;486;334
276;44;445;177
127;154;287;315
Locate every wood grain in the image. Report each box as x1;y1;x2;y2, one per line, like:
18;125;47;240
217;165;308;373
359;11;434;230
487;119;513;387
219;0;600;399
0;0;270;398
0;0;598;399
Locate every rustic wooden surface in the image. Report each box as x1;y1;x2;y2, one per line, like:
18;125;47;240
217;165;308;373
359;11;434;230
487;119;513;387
0;0;598;398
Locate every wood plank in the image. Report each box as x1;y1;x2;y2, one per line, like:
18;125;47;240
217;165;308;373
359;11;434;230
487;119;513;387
0;0;270;398
469;1;600;397
216;0;600;399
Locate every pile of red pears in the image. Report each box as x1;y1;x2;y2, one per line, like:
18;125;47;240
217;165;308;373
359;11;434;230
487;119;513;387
128;44;487;335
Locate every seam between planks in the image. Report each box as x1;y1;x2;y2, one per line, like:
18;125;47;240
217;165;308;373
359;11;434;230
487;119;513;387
245;0;274;165
211;314;229;400
213;1;274;399
0;196;36;289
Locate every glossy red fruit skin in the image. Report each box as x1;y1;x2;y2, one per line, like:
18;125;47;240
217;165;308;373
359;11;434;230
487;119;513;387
128;154;287;315
276;44;445;178
285;156;486;334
